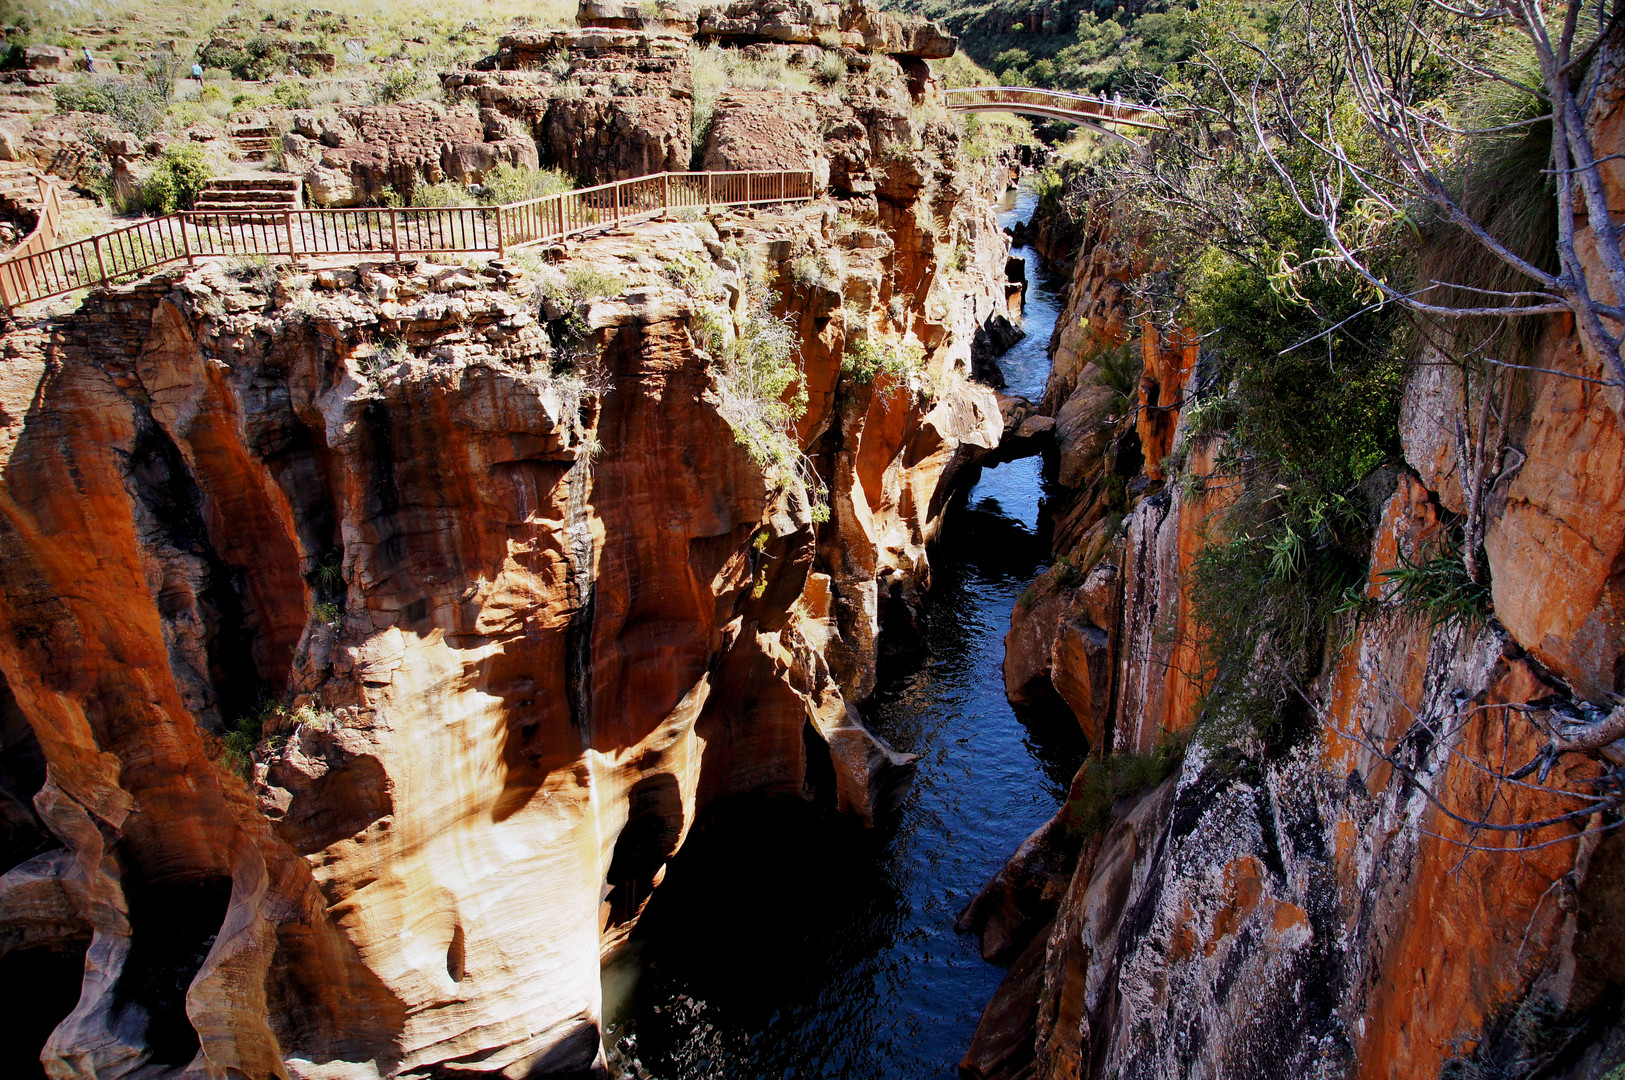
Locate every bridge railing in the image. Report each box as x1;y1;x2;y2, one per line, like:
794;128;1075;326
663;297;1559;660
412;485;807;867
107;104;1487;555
942;87;1169;130
0;168;818;311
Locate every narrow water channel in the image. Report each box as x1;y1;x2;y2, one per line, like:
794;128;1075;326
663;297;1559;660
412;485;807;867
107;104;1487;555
603;182;1079;1080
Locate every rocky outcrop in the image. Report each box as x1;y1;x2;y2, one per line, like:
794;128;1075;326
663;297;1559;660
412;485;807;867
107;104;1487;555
281;101;539;207
440;0;956;187
0;53;1016;1071
965;22;1625;1080
573;0;956;57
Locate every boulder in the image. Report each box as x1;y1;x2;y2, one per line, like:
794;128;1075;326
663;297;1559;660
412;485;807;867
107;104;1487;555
23;45;71;71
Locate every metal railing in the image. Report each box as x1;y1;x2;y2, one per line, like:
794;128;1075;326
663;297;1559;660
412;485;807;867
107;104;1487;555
943;87;1170;132
0;168;818;311
0;174;65;311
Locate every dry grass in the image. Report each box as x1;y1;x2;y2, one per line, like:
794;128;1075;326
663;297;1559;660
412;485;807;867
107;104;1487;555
11;0;577;57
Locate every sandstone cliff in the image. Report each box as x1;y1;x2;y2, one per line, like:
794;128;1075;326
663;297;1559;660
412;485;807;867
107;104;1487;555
963;30;1625;1080
0;45;1019;1077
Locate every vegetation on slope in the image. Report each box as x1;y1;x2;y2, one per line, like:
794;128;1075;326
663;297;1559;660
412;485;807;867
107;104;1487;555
889;0;1266;97
1037;0;1569;746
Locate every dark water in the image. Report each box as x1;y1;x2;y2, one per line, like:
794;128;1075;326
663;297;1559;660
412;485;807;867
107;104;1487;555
602;182;1080;1080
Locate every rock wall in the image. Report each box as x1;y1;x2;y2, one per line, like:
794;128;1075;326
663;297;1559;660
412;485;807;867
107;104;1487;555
0;97;1015;1079
964;26;1625;1080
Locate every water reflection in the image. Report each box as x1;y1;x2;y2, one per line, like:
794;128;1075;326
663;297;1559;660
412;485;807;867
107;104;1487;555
605;182;1076;1080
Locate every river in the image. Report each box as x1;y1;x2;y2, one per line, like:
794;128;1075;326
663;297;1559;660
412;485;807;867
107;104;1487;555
603;181;1079;1080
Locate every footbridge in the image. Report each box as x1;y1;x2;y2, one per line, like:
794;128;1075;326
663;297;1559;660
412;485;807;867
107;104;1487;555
944;87;1168;138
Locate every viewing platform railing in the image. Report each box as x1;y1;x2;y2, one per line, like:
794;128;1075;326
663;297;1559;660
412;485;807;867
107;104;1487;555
0;168;818;311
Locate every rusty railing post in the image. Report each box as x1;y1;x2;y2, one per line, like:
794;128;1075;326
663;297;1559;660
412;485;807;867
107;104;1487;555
390;207;400;261
662;173;670;216
613;181;621;225
93;234;108;286
495;205;505;256
283;209;298;267
706;172;714;209
182;212;194;265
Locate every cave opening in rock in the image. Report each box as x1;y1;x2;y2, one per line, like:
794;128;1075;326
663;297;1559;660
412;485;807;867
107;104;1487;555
0;939;89;1079
604;774;684;929
446;923;466;983
0;669;52;874
801;716;839;811
1113;428;1145;482
112;872;232;1065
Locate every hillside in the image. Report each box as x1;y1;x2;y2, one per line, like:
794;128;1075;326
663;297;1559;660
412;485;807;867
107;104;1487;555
890;0;1271;97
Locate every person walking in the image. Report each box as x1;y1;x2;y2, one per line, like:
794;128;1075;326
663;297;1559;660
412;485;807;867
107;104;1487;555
82;46;95;72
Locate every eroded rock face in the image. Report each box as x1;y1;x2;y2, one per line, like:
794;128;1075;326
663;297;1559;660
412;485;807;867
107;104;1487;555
966;23;1625;1080
0;92;1014;1072
285;101;538;208
439;0;956;187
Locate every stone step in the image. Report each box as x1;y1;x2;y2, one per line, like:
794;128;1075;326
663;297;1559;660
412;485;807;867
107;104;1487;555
230;126;278;138
194;188;300;204
203;177;300;193
192;201;299;214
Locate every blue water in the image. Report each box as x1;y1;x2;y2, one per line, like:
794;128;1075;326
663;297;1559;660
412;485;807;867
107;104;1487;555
995;183;1065;402
602;181;1079;1080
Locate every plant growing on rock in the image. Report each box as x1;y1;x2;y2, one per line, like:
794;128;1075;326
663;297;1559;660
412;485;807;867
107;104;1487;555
712;287;828;521
842;336;925;390
374;66;427;104
813;50;846;87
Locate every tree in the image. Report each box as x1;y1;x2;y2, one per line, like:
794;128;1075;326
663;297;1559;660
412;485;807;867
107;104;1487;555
1231;0;1625;763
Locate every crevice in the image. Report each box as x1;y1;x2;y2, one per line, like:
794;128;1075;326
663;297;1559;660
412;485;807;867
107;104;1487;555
604;773;683;929
112;871;232;1066
0;939;90;1080
0;668;52;873
120;409;266;726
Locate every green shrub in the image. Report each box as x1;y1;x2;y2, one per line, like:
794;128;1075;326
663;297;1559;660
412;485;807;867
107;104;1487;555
54;78;166;136
1181;214;1407;746
812;51;846;87
411;182;474;208
220;698;283;778
199;34;292;80
720;289;808;478
137;144;213;213
1377;535;1492;630
374;67;425;104
143;52;182;105
477;163;574;205
565;265;623;300
272;80;311;108
661;249;719;297
842;336;924;388
1064;734;1187;836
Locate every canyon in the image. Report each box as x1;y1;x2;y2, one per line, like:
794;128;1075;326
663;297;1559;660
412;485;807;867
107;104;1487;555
0;5;1021;1076
0;1;1623;1079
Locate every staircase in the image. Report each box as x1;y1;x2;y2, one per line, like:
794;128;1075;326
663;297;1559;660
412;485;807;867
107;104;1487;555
191;175;301;223
229;124;280;161
0;163;100;219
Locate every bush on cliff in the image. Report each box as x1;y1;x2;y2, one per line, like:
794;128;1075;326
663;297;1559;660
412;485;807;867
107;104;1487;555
1063;733;1187;838
1038;0;1417;747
